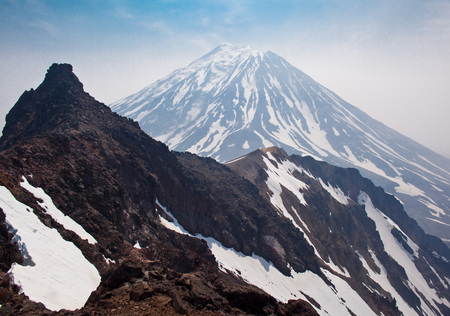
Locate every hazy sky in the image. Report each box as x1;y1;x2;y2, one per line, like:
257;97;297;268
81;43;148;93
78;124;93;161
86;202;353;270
1;0;449;157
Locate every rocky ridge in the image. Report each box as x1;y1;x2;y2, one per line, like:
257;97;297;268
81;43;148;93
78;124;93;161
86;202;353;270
0;64;316;315
227;147;450;315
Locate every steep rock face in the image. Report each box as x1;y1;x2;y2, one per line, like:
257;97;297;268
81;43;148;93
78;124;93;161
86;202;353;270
0;64;316;315
110;44;450;246
227;147;450;316
173;152;319;276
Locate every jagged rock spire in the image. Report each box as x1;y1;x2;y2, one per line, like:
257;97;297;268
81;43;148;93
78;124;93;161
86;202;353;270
0;64;93;150
36;63;84;94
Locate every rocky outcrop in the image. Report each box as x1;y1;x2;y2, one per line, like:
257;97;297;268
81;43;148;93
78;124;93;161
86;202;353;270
0;64;317;315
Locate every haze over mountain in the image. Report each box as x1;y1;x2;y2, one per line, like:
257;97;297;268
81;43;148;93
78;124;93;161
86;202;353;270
111;44;450;246
0;63;449;315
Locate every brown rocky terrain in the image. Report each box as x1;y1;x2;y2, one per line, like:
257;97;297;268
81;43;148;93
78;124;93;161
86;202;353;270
0;64;317;315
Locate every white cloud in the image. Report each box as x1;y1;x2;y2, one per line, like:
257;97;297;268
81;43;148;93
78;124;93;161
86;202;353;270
28;19;58;35
113;5;134;19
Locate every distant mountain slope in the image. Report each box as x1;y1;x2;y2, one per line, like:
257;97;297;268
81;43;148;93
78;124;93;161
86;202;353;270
110;44;450;245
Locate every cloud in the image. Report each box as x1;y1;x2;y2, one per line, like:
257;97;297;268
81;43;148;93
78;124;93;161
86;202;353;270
28;19;58;36
113;6;134;19
140;19;175;36
221;0;249;25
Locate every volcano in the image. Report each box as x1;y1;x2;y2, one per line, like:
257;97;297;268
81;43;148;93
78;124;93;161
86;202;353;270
111;44;450;245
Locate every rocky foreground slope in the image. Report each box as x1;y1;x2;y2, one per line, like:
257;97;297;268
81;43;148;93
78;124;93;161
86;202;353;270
0;64;316;315
0;64;448;315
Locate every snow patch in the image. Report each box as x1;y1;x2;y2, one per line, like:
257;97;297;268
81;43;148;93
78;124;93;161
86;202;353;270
358;192;447;314
102;255;116;265
254;130;273;148
432;251;449;263
342;146;388;178
394;180;425;197
0;185;100;311
20;176;97;245
325;257;351;278
263;153;308;207
318;178;349;205
419;198;446;217
426;217;450;227
332;127;340;136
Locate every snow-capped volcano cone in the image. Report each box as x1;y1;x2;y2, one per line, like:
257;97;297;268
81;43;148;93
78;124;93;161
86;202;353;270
111;43;337;161
110;44;450;245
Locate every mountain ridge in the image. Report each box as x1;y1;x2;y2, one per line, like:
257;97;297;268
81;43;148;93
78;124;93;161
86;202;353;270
0;63;318;315
226;147;450;315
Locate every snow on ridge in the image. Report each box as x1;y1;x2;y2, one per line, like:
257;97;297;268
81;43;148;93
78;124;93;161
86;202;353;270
318;178;350;205
261;154;356;277
224;154;248;165
0;185;101;311
358;192;448;314
20;176;97;245
356;250;418;316
156;199;376;316
423;257;449;290
263;152;308;208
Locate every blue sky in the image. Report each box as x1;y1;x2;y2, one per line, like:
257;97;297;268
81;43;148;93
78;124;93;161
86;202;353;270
1;0;449;157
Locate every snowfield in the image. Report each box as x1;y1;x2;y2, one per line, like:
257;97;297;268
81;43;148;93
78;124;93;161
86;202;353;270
0;183;100;311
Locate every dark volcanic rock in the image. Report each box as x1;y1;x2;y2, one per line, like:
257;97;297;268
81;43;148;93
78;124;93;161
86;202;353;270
0;64;317;315
173;152;320;276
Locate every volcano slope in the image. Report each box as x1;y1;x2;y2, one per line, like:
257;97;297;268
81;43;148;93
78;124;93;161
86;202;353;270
226;147;450;316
